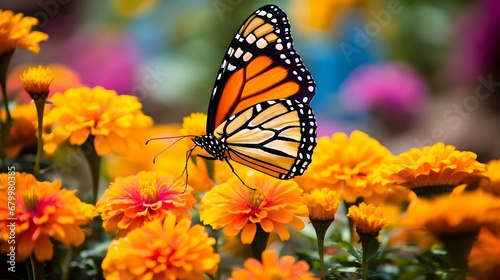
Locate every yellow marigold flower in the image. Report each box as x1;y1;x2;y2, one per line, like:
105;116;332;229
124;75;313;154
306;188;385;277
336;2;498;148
468;227;500;279
347;202;388;236
105;125;233;192
0;10;48;54
484;159;500;196
295;130;390;202
399;191;500;236
0;172;95;261
8;63;84;102
303;188;340;221
43;86;153;156
229;250;318;280
20;65;54;101
102;215;220;280
180;112;206;136
200;169;308;244
371;142;488;197
97;171;196;237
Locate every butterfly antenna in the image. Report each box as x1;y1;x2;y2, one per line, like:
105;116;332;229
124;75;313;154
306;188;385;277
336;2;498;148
145;135;196;146
148;136;193;164
224;159;255;191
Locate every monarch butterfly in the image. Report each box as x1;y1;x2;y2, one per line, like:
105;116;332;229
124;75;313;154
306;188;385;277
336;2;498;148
153;5;317;183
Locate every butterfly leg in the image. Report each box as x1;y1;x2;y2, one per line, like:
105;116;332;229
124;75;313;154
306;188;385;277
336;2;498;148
180;146;197;192
224;158;256;191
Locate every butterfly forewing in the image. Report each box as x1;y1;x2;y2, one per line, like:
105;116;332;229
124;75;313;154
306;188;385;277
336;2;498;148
213;99;316;179
207;4;316;132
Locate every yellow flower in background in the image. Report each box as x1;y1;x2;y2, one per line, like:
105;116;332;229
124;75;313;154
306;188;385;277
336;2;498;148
229;250;318;280
20;65;54;101
104;124;232;192
0;10;48;54
111;0;158;18
0;172;95;261
102;215;220;280
468;227;500;279
371;142;488;197
295;130;390;202
347;202;388;236
398;191;500;236
97;171;196;237
304;188;340;222
0;103;45;158
180;112;207;136
200;169;308;244
43;86;153;156
8;63;84;102
484;159;500;196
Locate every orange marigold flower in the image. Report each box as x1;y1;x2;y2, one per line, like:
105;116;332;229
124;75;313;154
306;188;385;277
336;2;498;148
200;169;308;244
20;65;54;101
399;191;500;236
295;130;390;202
468;227;500;279
484;159;500;196
229;250;318;280
371;142;487;197
102;215;220;280
303;188;340;221
97;171;196;237
43;86;153;156
347;202;388;236
0;172;95;261
0;103;48;158
0;10;48;54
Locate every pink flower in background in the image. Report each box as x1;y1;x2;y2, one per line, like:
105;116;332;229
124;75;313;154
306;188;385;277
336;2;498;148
339;62;428;118
62;29;140;95
450;0;500;82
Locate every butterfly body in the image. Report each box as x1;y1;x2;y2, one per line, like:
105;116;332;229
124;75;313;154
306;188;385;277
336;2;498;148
194;98;316;179
189;5;318;180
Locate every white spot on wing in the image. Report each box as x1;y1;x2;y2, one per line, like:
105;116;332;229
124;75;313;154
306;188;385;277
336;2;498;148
243;52;253;62
256;38;268;49
246;34;256;44
234;47;243;58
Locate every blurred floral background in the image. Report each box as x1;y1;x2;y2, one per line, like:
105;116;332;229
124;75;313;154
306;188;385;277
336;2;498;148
3;0;499;159
2;0;500;279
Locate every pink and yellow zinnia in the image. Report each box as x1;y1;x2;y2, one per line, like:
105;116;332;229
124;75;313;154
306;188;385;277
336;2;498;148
97;171;196;237
0;172;95;261
200;169;308;244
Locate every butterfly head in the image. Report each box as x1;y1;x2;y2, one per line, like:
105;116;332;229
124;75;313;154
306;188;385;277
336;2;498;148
192;134;228;161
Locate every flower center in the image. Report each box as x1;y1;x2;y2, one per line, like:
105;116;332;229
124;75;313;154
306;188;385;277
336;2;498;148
22;188;39;212
249;189;266;209
139;177;158;203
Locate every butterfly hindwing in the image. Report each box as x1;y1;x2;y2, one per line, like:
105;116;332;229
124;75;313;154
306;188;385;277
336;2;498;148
207;5;316;132
212;99;316;179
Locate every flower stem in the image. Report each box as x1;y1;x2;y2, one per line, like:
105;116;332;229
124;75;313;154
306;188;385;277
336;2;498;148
29;255;43;280
437;230;479;276
0;50;14;166
85;137;101;203
250;224;270;261
358;233;380;280
33;100;45;177
311;219;332;279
